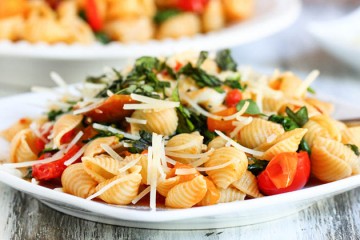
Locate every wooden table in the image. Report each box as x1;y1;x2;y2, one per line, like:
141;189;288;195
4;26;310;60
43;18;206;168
1;1;360;239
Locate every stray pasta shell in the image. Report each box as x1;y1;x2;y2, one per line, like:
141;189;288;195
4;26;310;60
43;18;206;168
232;170;263;198
165;132;203;164
262;96;286;114
1;118;32;142
303;115;341;147
197;177;220;206
53;114;83;147
82;154;123;183
95;173;142;205
131;108;178;136
207;136;227;150
237;118;284;149
157;176;180;197
218;187;246;203
10;129;38;163
311;137;358;182
165;175;207;208
61;163;97;198
83;136;119;157
205;147;248;189
305;98;334;116
341;126;360;147
256;128;308;161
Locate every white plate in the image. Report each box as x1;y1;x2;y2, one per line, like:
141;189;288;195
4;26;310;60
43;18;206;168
308;7;360;72
0;91;359;230
0;0;301;60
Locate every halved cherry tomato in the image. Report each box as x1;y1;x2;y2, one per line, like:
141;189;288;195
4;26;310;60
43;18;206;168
207;107;237;132
85;0;103;31
257;152;311;195
60;129;77;145
84;94;136;123
225;89;242;107
32;145;82;181
34;138;46;152
176;0;209;13
174;61;183;72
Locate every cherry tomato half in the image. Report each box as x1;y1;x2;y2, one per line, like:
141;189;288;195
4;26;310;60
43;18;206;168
85;0;103;32
32;145;82;181
225;89;242;107
207;107;237;132
176;0;209;13
257;152;311;195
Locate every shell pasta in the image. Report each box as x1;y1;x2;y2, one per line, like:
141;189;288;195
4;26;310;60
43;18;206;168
1;49;359;210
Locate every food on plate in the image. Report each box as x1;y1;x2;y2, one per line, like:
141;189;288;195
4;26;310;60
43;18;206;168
0;0;254;44
1;50;359;210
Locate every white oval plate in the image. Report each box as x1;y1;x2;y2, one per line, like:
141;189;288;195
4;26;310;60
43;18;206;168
0;0;301;60
0;91;359;230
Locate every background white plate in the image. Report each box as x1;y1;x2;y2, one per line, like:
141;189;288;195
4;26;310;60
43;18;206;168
0;0;301;60
0;90;359;229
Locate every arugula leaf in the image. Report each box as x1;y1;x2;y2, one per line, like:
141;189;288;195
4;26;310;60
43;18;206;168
172;86;195;133
196;51;209;67
178;63;222;90
298;139;311;155
285;106;309;127
236;99;261;115
215;49;237;71
128;130;153;153
82;130;123;143
95;32;111;44
307;87;316;94
345;144;360;156
153;9;181;24
223;73;243;90
47;106;73;121
268;115;299;131
247;157;269;176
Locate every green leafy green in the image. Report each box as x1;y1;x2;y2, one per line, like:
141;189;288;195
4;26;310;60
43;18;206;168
82;130;123;143
196;51;209;67
307;87;316;94
236;99;261;115
345;144;360;156
127;130;153;153
298;139;311;155
247;157;269;176
95;32;111;44
215;49;237;71
172;86;195;133
223;73;243;90
285;106;309;127
153;9;181;24
268;115;299;131
38;147;59;157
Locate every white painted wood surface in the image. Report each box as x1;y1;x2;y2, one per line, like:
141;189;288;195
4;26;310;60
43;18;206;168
1;0;360;239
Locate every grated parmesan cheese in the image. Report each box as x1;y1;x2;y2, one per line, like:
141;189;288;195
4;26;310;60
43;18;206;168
125;117;147;125
100;144;124;162
64;131;83;153
195;159;235;172
63;145;87;166
2;150;65;168
131;186;151;204
73;99;105;115
175;168;198;175
294;70;320;98
118;156;141;173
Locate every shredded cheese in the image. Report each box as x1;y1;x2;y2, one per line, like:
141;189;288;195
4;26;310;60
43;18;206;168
123;103;178;110
50;71;67;88
30;122;48;143
2;150;65;168
215;130;264;157
165;149;214;159
181;94;223;120
175;168;198;175
53;188;64;192
64;131;83;153
266;134;277;143
195;159;235;172
100;144;124;162
118;156;141;173
132;186;151;204
73;99;105;115
107;90;114;97
165;139;198;151
31;178;39;185
295;70;320;98
125;117;147;125
165;156;178;165
190;156;210;167
222;101;250;121
63;145;87;166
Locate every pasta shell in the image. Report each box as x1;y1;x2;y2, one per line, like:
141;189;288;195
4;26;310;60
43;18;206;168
262;97;286;114
311;137;358;182
82;154;123;183
305;98;334;116
256;128;308;161
95;172;142;205
165;132;203;164
83;136;119;158
157;176;181;197
197;177;220;206
232;170;263;198
123;153;148;184
165;175;207;208
207;136;227;150
237;118;284;149
1;118;32;142
53;114;83;147
131;108;178;136
341;126;360;147
10;129;38;163
205;147;248;189
278;72;303;98
218;187;246;203
303;115;341;147
61;163;97;198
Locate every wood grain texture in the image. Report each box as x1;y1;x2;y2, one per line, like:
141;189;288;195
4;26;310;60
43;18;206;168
1;0;360;239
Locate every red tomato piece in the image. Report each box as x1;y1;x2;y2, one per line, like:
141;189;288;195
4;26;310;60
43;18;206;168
34;138;46;153
60;129;77;145
85;0;103;32
176;0;209;13
257;152;311;195
84;94;136;123
207;107;237;132
174;61;183;72
32;145;82;181
225;89;243;107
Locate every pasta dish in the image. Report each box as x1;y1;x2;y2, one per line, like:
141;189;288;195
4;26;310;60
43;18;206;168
1;50;359;209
